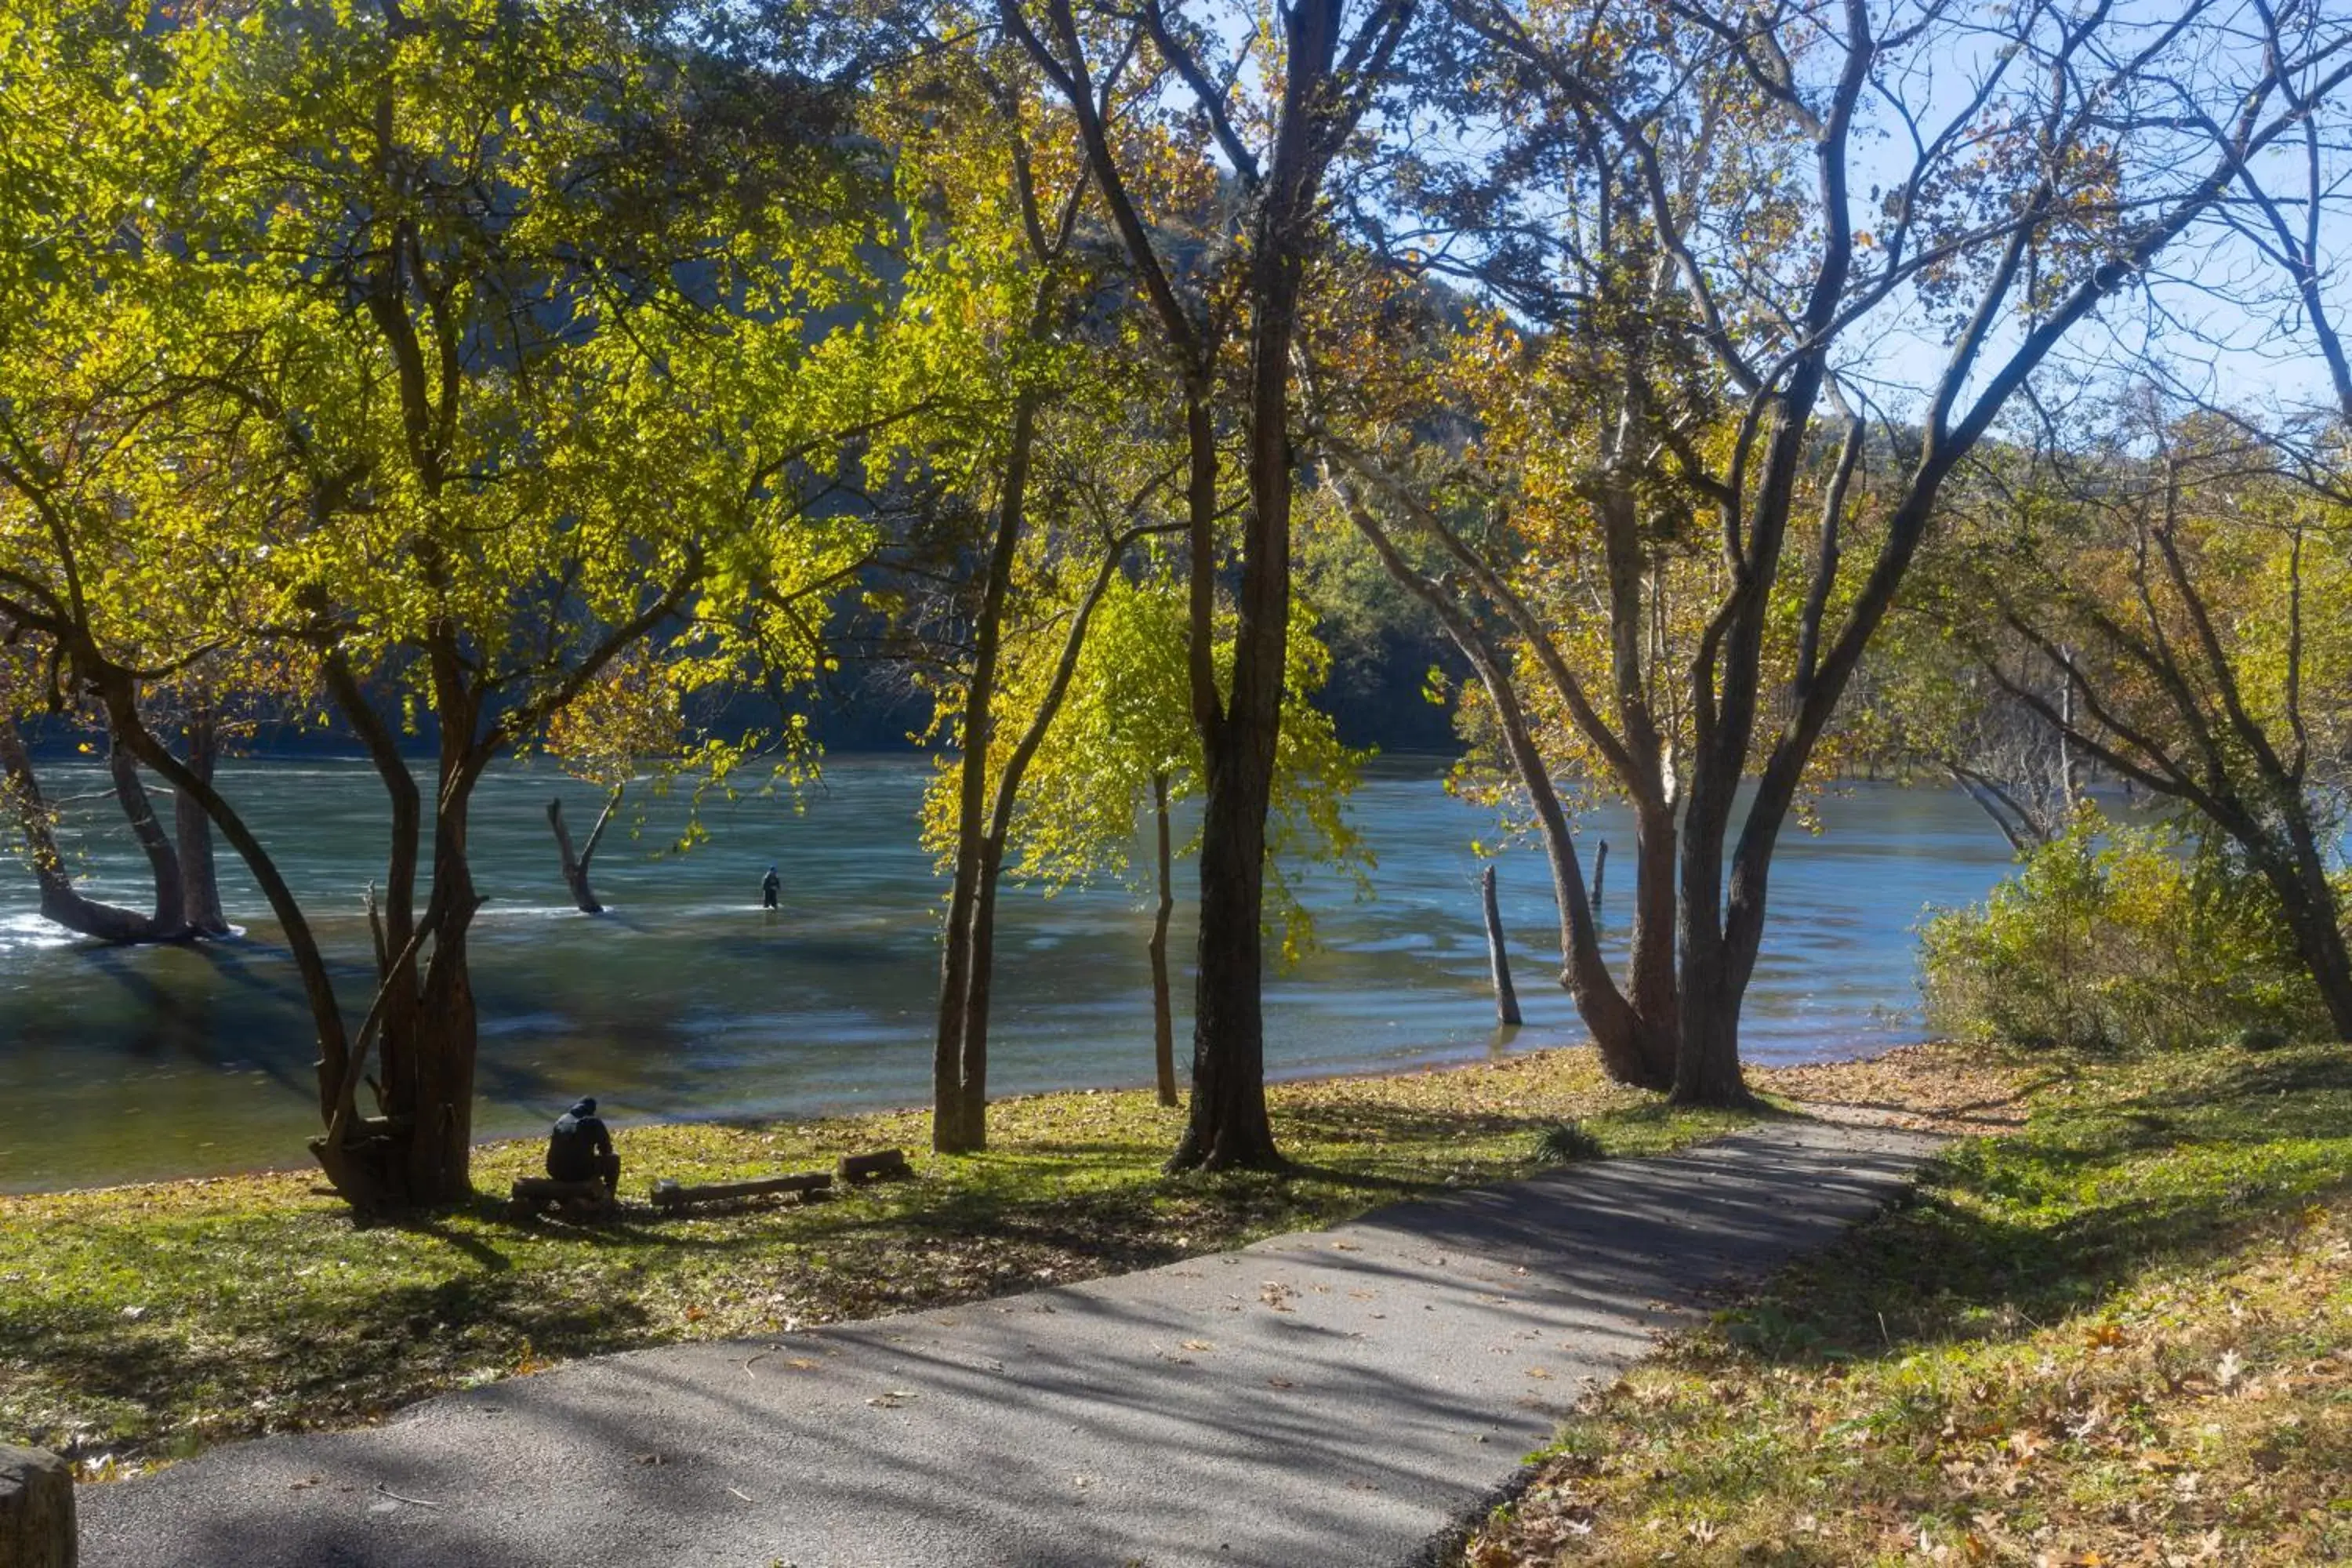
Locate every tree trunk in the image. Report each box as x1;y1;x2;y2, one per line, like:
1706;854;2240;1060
343;637;487;1210
1671;941;1751;1105
1336;484;1669;1091
1150;771;1178;1106
98;683;353;1123
1173;735;1281;1169
933;394;1036;1156
174;704;229;935
107;740;186;935
1672;795;1767;1108
386;655;485;1207
2259;834;2352;1044
1481;863;1521;1028
1625;810;1681;1084
0;719;178;944
404;845;481;1206
2288;905;2352;1044
954;839;1004;1150
548;786;620;915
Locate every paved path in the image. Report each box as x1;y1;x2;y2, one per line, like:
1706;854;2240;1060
85;1120;1937;1568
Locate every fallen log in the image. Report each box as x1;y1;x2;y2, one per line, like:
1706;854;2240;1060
649;1171;833;1211
509;1177;618;1220
0;1444;74;1568
836;1148;912;1185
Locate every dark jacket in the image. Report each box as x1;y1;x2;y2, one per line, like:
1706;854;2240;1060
546;1099;614;1181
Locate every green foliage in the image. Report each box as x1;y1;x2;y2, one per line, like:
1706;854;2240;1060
934;564;1374;964
1918;808;2326;1052
1533;1119;1604;1163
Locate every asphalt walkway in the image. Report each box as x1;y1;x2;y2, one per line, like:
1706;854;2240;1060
84;1118;1937;1568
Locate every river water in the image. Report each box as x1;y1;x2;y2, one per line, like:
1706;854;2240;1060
0;756;2016;1192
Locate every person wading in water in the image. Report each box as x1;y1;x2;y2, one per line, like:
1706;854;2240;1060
760;864;781;909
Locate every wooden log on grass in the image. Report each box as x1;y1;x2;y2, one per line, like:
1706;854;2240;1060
649;1171;833;1211
0;1444;75;1568
508;1177;617;1219
836;1148;912;1185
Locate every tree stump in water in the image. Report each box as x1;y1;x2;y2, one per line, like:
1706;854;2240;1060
0;1444;75;1568
547;787;622;915
1480;864;1522;1028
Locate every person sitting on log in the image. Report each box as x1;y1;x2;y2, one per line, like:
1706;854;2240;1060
546;1097;619;1194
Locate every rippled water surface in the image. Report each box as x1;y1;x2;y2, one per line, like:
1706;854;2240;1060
0;757;2018;1191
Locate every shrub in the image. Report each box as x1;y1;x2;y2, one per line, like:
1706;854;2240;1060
1918;808;2327;1052
1534;1120;1605;1163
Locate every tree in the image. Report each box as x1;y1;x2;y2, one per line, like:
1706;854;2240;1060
0;0;906;1208
1860;607;2083;855
996;0;1419;1168
1932;405;2352;1039
946;564;1368;1109
859;15;1171;1153
0;681;245;942
1316;0;2352;1102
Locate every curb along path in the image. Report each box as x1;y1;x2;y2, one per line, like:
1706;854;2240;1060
85;1120;1939;1568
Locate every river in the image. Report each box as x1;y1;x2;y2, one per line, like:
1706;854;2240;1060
0;756;2017;1192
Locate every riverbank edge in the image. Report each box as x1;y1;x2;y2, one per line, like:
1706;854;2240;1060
8;1034;1977;1204
7;1042;1825;1475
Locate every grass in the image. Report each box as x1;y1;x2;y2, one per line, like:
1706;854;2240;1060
1464;1041;2352;1566
0;1046;1748;1476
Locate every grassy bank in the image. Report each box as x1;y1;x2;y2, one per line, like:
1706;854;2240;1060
1465;1041;2352;1566
0;1047;1748;1476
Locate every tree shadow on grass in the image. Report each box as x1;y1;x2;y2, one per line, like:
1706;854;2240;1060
0;1266;656;1464
1710;1046;2352;1368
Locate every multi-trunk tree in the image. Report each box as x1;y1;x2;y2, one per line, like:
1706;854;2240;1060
863;18;1185;1153
1318;0;2352;1103
2;0;908;1210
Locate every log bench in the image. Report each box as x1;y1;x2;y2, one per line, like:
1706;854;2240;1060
0;1444;74;1568
649;1171;833;1213
836;1148;913;1185
508;1177;619;1220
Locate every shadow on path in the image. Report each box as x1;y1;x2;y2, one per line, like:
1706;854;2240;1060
83;1120;1936;1568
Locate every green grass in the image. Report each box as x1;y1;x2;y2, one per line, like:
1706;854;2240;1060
1466;1042;2352;1566
0;1047;1747;1476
